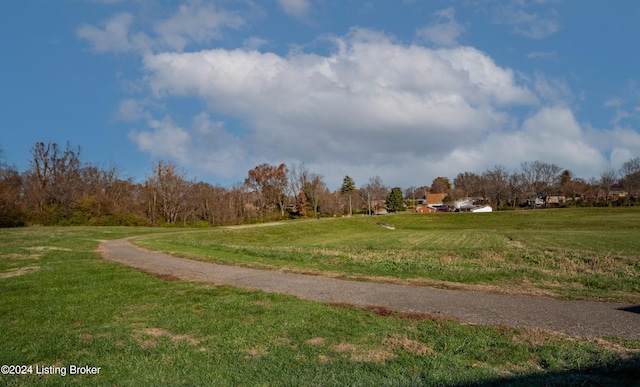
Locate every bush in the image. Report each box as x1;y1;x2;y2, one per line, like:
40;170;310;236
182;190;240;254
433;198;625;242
0;211;26;227
95;213;152;227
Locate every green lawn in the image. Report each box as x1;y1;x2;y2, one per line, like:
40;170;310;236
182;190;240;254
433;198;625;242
135;208;640;303
1;215;639;385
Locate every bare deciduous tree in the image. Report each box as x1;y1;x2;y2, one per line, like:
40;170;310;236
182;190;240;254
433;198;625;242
287;162;308;215
0;148;23;226
482;165;510;209
453;172;481;200
303;173;326;218
599;168;618;204
619;157;640;206
24;141;82;220
145;160;190;225
360;176;388;215
520;160;561;206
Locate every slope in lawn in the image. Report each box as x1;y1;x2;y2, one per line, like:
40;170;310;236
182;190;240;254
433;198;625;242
135;208;640;303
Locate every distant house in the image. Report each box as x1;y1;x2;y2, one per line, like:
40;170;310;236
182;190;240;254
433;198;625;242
415;193;450;213
416;193;447;214
365;199;386;216
416;205;436;213
526;198;545;208
546;195;566;205
458;204;492;213
454;199;474;209
473;205;492;213
425;193;448;207
610;188;627;201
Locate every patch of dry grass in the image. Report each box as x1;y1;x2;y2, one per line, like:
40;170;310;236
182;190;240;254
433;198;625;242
0;265;40;279
304;337;326;346
330;342;397;363
382;333;434;356
133;327;202;348
243;346;268;359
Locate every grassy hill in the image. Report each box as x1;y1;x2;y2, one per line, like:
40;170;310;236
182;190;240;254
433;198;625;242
135;208;640;303
1;209;639;385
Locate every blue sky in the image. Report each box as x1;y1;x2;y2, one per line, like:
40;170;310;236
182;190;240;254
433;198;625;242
1;0;639;190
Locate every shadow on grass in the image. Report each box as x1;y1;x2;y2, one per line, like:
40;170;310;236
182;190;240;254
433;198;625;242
455;354;640;387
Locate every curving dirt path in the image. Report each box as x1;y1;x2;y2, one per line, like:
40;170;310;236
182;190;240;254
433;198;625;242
98;237;640;339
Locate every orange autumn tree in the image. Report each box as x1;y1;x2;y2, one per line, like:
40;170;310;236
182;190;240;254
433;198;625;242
245;163;289;218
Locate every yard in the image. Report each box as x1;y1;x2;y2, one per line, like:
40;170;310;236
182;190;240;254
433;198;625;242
1;208;639;385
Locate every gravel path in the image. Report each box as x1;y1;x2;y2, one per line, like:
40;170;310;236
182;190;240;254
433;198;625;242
98;237;640;339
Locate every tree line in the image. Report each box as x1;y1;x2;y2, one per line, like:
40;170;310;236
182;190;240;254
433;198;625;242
1;141;639;227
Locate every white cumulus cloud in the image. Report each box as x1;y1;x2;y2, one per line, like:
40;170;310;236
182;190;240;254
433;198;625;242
154;1;244;51
128;113;256;180
76;13;139;52
432;106;608;180
79;3;638;187
277;0;311;18
493;1;561;39
128;116;192;165
135;28;546;185
77;2;244;53
416;7;465;47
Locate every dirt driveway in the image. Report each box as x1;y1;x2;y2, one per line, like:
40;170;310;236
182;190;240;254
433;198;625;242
98;237;640;339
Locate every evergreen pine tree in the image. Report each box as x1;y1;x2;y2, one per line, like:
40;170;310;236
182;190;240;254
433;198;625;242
386;187;405;213
340;175;356;216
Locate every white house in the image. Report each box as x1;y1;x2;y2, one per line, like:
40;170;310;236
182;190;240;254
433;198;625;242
470;205;492;213
458;204;493;213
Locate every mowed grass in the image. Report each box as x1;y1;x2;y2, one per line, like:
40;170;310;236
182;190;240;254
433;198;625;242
1;226;639;385
135;208;640;303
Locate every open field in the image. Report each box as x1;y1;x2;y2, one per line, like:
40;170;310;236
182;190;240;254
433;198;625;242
1;213;639;385
135;208;640;303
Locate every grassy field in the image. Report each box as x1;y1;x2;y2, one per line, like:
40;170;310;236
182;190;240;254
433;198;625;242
0;211;639;385
135;207;640;303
